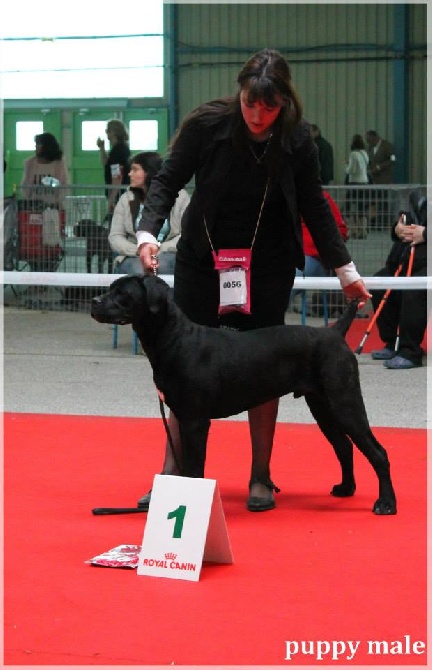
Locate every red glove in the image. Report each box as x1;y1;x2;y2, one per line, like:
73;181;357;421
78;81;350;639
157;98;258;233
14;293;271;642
343;279;372;309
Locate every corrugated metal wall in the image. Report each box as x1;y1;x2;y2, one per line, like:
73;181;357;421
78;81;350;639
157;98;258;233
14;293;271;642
173;3;426;184
408;5;427;182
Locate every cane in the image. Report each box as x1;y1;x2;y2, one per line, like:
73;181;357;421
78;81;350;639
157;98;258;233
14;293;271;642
394;244;416;353
355;262;404;354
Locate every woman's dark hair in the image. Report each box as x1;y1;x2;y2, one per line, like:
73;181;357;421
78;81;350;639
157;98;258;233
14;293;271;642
35;132;63;161
236;48;303;131
170;49;303;166
351;134;366;151
129;151;162;220
106;119;129;144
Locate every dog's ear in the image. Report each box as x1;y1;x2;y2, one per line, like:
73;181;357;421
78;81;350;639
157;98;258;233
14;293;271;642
140;274;171;316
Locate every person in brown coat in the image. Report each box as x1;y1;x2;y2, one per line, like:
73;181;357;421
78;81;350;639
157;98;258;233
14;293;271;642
366;130;396;228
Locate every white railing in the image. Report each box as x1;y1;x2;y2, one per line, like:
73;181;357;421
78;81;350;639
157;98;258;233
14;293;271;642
2;272;430;291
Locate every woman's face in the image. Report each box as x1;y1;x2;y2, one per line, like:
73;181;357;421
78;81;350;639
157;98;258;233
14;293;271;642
106;125;117;145
129;162;147;188
240;89;283;141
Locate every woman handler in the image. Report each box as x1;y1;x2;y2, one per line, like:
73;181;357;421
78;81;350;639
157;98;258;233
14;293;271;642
136;48;371;512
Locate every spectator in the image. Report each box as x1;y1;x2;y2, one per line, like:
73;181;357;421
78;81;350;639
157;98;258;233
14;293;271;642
135;48;370;513
370;189;427;369
20;132;69;206
290;190;348;312
19;133;68;274
366;129;396;228
97;119;131;215
365;130;395;184
345;133;369;239
109;152;189;275
309;124;334;184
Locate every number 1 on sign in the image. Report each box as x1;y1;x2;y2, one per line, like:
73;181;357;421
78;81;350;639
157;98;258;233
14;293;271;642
167;505;186;538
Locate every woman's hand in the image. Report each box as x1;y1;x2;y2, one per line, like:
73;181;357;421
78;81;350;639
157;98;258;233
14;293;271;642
111;173;123;187
394;213;408;239
400;224;425;246
343;279;372;309
138;242;160;272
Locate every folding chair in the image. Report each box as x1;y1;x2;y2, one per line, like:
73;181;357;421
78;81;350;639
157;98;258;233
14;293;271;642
17;200;66;272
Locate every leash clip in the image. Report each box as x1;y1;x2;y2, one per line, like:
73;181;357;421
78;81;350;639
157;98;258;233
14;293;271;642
150;254;158;276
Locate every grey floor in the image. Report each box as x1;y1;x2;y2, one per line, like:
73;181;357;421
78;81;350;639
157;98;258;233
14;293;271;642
3;302;429;429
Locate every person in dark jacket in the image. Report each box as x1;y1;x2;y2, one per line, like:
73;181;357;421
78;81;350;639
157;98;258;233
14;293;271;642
370;189;428;369
309;124;334;185
135;48;371;512
96;119;131;213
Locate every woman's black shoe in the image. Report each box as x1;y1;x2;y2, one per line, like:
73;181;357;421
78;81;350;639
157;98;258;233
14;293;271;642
137;490;152;510
247;478;280;512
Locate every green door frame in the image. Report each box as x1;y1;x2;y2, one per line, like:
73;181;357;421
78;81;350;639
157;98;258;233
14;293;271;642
72;108;169;186
3;110;62;195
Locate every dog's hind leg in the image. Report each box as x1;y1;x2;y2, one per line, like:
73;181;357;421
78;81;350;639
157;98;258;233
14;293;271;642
304;392;356;497
341;424;396;515
178;417;211;478
314;356;396;514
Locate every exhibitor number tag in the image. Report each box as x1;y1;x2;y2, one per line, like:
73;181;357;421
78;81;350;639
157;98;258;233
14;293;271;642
212;248;252;315
219;268;247;307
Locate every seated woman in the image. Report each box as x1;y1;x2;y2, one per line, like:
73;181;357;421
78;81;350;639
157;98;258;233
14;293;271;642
108;152;190;275
370;188;427;369
290;190;348;315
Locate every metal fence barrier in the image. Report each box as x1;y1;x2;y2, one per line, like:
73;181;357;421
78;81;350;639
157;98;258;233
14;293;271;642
2;183;429;317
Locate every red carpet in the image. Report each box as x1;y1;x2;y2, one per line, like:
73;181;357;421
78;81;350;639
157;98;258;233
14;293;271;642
3;413;427;666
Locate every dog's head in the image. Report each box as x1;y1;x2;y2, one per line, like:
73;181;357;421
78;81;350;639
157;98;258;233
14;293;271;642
74;219;98;238
90;274;171;326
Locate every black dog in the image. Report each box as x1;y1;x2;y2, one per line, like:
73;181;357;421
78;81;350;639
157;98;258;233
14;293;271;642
91;275;397;515
74;219;113;274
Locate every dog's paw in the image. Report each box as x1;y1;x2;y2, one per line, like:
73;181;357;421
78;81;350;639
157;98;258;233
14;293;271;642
331;482;356;497
372;498;397;515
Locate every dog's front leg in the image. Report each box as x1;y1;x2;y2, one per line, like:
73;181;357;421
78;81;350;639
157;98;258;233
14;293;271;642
178;418;211;478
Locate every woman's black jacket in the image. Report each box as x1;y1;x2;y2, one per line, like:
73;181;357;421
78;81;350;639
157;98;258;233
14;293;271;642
138;113;351;271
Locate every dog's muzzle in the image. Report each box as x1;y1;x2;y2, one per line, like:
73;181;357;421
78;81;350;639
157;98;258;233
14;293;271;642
91;296;111;323
90;296;132;325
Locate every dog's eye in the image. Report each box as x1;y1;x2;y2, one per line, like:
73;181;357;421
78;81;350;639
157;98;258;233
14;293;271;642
115;294;130;307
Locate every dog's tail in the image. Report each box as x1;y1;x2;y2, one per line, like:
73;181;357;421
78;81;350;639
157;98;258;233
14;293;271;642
331;299;360;338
